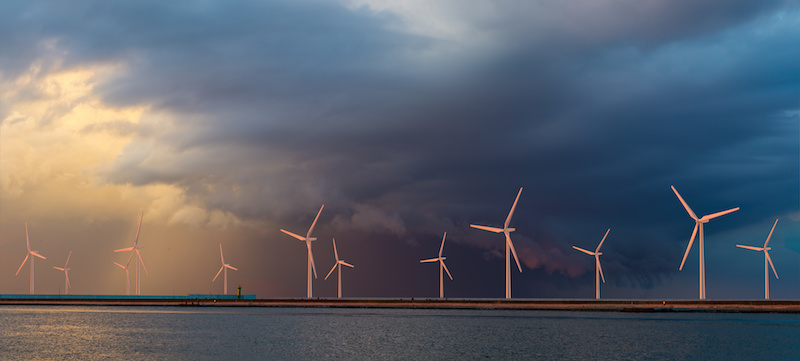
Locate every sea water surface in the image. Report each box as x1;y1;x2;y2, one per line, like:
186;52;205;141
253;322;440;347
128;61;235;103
0;305;799;360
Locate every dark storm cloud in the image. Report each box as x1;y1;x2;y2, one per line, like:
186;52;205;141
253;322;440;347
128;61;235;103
4;0;799;297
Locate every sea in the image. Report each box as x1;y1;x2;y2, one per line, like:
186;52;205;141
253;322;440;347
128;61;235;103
0;306;799;360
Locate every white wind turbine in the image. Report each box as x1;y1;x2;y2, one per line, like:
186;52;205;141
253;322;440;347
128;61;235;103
114;213;149;295
572;229;609;300
212;243;239;295
52;251;72;295
281;205;324;298
324;238;354;298
420;232;453;298
113;258;132;296
736;219;779;300
15;223;46;295
672;185;739;300
471;187;523;299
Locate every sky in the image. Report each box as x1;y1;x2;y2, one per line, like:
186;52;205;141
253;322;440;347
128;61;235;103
1;0;799;299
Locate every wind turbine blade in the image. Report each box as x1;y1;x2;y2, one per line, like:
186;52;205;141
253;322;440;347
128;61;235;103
439;233;447;257
16;254;30;276
280;229;306;241
137;249;149;275
65;273;71;289
65;251;72;267
700;207;740;221
470;224;504;233
226;265;238;271
597;257;605;283
679;223;698;271
25;222;31;252
765;251;778;279
341;261;354;268
131;213;143;247
505;232;522;273
596;229;610;252
420;258;439;263
671;186;699;220
306;204;324;238
219;244;225;264
325;263;337;280
504;187;523;228
308;246;317;278
53;266;65;271
332;238;339;261
442;261;453;280
115;247;134;252
31;251;46;260
114;262;126;269
212;266;224;282
125;251;134;267
764;219;779;247
572;246;595;256
736;245;763;251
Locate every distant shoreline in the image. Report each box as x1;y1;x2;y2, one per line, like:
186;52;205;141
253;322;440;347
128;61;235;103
2;297;800;313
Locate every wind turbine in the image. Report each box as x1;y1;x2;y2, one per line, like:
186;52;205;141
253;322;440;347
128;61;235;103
212;243;239;295
470;187;523;299
324;238;354;298
736;219;779;300
113;258;132;296
15;223;46;294
114;213;149;295
672;185;739;300
280;205;324;298
420;232;453;298
572;229;609;300
52;251;72;295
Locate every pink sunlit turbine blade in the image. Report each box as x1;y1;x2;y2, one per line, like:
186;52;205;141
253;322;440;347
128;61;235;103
31;251;46;260
764;219;779;247
470;224;504;233
137;249;149;274
306;205;324;238
25;222;31;252
308;245;317;279
597;257;605;283
504;187;523;228
505;232;522;273
439;233;447;257
212;266;224;282
596;229;610;253
332;238;339;261
226;265;238;271
420;258;440;263
281;229;306;241
736;245;763;251
572;246;594;256
325;263;337;280
341;261;354;268
679;223;698;271
442;261;453;280
765;251;778;279
115;247;134;253
16;254;30;276
671;186;698;221
700;207;740;222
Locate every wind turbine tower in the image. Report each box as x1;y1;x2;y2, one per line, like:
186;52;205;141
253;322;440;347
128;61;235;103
420;232;453;298
281;205;324;298
672;185;739;300
15;223;46;294
114;213;149;295
736;219;779;299
53;251;72;295
212;243;239;295
470;187;524;299
572;229;609;299
324;238;354;298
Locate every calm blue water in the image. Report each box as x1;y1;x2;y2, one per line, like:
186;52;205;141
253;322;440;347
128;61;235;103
1;306;799;360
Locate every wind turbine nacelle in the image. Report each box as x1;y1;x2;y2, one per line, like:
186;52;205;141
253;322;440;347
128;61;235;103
307;237;317;242
506;228;516;233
